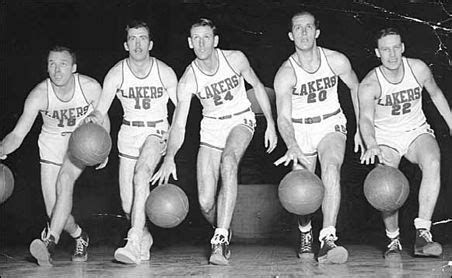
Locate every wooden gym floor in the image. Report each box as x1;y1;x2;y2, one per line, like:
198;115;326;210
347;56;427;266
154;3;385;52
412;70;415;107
1;242;451;277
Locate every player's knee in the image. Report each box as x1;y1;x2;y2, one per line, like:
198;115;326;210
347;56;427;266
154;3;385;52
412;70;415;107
419;155;440;173
198;195;215;214
220;152;238;176
56;171;75;194
121;199;132;215
321;162;341;184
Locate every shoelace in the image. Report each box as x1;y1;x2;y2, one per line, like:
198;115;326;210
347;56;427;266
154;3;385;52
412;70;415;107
74;237;88;255
387;238;402;251
300;232;312;252
322;235;338;249
419;229;433;242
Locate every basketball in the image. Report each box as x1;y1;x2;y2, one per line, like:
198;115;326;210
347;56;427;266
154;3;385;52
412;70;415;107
68;123;112;166
278;169;324;215
145;183;189;228
0;164;14;204
364;164;409;212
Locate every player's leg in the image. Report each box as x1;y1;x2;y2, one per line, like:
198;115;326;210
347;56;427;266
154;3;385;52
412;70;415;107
405;133;442;257
115;135;162;264
209;124;253;265
295;155;317;260
316;132;348;264
119;157;137;220
30;158;84;266
197;147;221;226
378;146;403;259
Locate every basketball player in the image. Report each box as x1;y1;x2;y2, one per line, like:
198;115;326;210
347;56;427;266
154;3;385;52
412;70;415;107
359;27;451;258
273;11;362;264
0;46;109;265
85;20;178;264
151;18;277;265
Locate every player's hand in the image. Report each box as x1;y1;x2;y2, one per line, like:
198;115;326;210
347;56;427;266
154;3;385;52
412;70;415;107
274;145;311;168
0;144;7;160
150;157;177;186
354;130;364;155
360;145;383;165
84;110;104;125
264;124;278;153
95;157;108;170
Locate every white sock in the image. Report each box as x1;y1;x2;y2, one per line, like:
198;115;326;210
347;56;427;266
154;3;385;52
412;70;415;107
414;218;431;230
319;226;336;242
211;228;229;244
298;221;312;233
70;226;82;238
386;228;400;239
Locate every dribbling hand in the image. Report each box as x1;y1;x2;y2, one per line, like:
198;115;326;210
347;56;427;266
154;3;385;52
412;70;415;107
274;145;311;168
150;157;177;186
360;145;383;165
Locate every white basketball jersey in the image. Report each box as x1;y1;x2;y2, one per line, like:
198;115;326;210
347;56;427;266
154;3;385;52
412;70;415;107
374;57;426;132
289;47;341;118
116;58;169;121
190;49;251;117
40;73;93;135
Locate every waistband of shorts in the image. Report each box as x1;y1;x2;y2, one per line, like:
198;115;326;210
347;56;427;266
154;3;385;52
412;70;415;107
292;108;341;124
122;119;164;127
204;107;251;120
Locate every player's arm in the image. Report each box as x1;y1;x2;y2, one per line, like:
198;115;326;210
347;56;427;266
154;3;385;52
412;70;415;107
358;73;382;164
151;67;195;185
274;62;297;150
86;63;121;125
413;59;452;133
328;50;362;153
0;84;46;157
158;60;178;107
229;50;277;152
273;62;310;167
80;75;110;132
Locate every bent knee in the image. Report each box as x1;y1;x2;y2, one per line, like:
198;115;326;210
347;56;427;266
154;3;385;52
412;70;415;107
220;152;238;173
199;197;215;214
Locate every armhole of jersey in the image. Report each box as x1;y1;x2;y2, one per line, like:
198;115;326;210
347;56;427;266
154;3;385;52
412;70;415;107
405;58;422;88
155;58;165;89
321;47;337;76
220;49;241;77
44;79;50;111
189;64;199;97
287;58;298;88
118;60;125;90
78;74;91;107
373;69;383;100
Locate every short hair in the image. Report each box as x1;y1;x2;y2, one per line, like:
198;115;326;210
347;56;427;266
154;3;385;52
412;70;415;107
190;18;217;36
48;46;76;65
125;20;151;40
289;10;320;31
375;27;403;47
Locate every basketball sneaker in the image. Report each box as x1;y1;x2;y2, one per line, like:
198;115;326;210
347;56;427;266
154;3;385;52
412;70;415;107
318;234;348;264
29;227;56;266
297;230;314;260
72;230;89;262
140;229;153;261
414;229;442;257
384;237;402;259
114;228;141;264
209;242;231;265
209;233;231;265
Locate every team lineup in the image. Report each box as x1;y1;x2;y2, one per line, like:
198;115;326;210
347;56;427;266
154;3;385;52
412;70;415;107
0;10;451;268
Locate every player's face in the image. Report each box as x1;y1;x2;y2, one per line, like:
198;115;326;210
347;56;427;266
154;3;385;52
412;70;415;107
376;34;405;70
125;27;153;61
289;14;319;51
188;26;219;60
47;50;76;87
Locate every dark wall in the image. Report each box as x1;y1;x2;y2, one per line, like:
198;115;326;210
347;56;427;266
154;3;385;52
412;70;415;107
1;0;451;245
